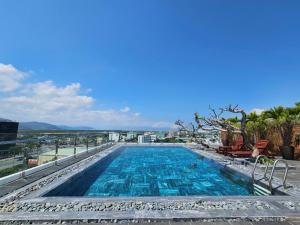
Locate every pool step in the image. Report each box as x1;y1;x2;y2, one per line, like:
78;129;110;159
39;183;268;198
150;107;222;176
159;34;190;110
254;184;271;196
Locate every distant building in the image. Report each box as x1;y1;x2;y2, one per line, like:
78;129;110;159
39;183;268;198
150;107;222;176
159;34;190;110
0;120;19;156
138;135;144;144
108;132;120;142
96;137;104;144
126;132;137;141
137;134;157;143
119;132;128;142
154;131;166;140
165;131;174;138
144;135;157;143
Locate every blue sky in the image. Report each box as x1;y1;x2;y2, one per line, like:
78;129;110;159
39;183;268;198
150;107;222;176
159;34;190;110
0;0;300;129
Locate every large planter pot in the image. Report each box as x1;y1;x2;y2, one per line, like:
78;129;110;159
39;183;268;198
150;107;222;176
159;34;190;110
281;146;295;160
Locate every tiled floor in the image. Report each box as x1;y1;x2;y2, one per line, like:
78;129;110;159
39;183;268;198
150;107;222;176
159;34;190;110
267;159;300;188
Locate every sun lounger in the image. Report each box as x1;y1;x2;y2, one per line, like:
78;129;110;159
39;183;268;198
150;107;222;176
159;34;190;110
217;139;244;155
228;140;270;158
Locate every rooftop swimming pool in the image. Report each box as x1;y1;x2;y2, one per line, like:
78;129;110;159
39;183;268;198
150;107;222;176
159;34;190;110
44;146;253;197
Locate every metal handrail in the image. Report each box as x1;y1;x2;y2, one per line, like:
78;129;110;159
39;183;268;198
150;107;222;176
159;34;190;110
268;159;289;191
252;155;270;183
263;161;270;181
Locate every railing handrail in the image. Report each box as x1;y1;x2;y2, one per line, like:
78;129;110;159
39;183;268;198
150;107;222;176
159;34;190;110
252;155;269;183
0;137;106;146
268;159;289;191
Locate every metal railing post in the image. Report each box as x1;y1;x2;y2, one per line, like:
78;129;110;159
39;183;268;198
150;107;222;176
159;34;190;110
55;140;59;165
268;159;289;191
263;161;270;180
74;136;77;158
86;137;89;153
252;155;267;183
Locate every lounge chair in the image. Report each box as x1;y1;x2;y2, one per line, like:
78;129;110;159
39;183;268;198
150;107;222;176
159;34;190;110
228;140;270;158
217;139;244;155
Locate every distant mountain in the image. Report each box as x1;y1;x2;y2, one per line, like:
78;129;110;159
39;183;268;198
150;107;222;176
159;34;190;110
19;122;94;131
56;125;94;130
0;118;13;122
19;122;62;130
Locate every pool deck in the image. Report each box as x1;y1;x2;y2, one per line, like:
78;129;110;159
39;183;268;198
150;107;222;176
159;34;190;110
1;143;300;224
194;147;300;195
191;148;300;196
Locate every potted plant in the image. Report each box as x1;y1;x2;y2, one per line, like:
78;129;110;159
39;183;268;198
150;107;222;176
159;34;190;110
264;106;300;160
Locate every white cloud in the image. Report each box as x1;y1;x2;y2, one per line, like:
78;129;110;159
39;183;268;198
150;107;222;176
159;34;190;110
250;108;265;115
0;63;172;129
151;121;174;128
133;112;141;117
0;63;27;92
120;106;130;113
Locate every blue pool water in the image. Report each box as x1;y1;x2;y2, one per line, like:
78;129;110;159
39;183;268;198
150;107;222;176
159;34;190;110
45;146;253;197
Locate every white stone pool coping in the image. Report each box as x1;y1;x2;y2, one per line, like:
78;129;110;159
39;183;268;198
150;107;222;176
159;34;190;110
1;143;300;222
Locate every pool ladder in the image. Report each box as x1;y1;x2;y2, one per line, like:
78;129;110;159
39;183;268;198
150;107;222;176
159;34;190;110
251;155;289;195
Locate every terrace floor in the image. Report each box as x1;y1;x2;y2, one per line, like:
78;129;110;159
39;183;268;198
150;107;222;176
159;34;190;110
271;160;300;188
198;147;300;192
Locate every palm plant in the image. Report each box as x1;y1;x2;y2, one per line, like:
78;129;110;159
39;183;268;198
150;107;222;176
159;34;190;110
225;116;240;125
263;105;300;159
246;112;268;142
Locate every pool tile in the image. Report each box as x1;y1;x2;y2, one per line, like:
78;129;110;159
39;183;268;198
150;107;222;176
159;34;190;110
47;146;254;197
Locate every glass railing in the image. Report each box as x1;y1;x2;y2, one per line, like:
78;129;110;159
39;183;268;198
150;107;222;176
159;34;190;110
0;131;111;178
